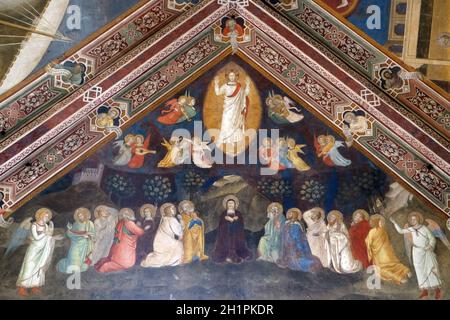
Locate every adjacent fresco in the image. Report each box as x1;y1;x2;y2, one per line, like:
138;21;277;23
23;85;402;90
1;56;448;300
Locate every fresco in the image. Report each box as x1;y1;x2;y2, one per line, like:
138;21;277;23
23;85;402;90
1;56;448;300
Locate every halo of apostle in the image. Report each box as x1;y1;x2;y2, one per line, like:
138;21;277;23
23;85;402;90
12;195;446;300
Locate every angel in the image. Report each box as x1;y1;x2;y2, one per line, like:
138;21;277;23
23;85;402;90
158;136;191;168
96;106;122;138
266;92;304;125
16;208;64;296
0;210;14;229
314;134;351;167
128;134;156;169
286;138;310;171
390;212;444;300
342;111;368;146
46;61;87;85
259;137;283;172
157;92;197;125
192;136;213;169
112;134;135;166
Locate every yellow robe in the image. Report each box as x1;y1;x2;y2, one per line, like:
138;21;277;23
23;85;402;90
182;213;208;263
365;227;410;284
158;140;176;168
287;145;310;171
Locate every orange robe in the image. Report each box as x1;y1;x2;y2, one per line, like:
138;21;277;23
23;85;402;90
365;227;410;284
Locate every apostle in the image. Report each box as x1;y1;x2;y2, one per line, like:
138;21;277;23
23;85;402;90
303;207;330;268
141;203;184;268
91;205;119;265
212;195;252;264
136;204;159;263
348;209;371;269
390;212;442;299
365;214;411;284
16;208;64;296
57;208;95;273
326;210;362;273
179;200;208;264
257;202;285;263
277;208;322;273
95;208;144;273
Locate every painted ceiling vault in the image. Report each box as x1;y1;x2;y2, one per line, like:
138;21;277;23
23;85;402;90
0;0;448;219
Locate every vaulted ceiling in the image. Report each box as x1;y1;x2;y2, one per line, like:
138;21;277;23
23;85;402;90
0;0;448;217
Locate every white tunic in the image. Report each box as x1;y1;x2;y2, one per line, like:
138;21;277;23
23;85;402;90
215;82;250;145
141;216;183;268
91;214;118;264
16;223;56;288
303;213;330;268
327;223;362;274
393;223;442;289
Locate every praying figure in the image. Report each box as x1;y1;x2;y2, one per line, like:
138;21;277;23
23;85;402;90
57;208;95;273
95;208;144;273
212;195;252;264
365;214;411;284
179;200;208;264
91;205;119;265
390;212;442;299
16;208;64;297
303;207;330;268
326;210;362;274
257;202;285;263
277;208;322;273
348;209;371;269
214;71;250;146
141;203;184;268
136;204;159;263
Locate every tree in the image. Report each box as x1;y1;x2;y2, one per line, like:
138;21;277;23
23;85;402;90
142;175;173;205
257;178;292;201
105;173;136;206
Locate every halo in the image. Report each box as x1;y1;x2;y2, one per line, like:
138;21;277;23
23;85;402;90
108;107;120;119
178;200;194;214
223;195;239;209
119;208;135;220
160;202;176;216
304;207;325;221
408;211;424;225
369;214;385;228
353;209;369;221
35;208;52;221
287;207;302;221
94;205;110;219
267;202;283;214
327;210;343;222
140;204;157;218
74;207;91;222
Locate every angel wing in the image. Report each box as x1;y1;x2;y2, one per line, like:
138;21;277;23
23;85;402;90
313;135;321;156
112;140;132;166
3;217;33;257
0;211;14;229
426;218;450;250
283;96;302;113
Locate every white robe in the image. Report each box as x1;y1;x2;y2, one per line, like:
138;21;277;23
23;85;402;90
16;223;56;288
91;214;118;264
303;213;330;268
327;223;362;274
215;82;249;145
393;224;442;289
141;216;183;268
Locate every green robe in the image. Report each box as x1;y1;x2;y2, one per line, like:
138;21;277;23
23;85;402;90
257;214;285;263
57;221;95;273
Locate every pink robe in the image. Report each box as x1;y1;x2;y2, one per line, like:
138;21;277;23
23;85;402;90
95;219;144;273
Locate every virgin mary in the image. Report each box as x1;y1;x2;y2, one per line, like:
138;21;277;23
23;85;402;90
214;71;250;146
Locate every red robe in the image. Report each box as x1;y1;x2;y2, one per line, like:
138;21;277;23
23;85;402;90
157;99;183;125
95;219;144;272
349;220;371;269
128;134;151;169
